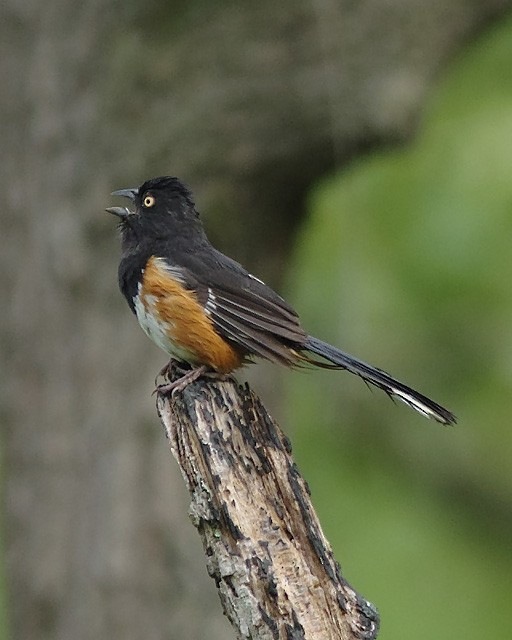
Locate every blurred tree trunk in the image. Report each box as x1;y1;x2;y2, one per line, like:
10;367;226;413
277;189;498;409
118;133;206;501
1;1;510;639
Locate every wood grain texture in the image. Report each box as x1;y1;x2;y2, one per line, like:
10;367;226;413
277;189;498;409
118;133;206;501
157;376;379;640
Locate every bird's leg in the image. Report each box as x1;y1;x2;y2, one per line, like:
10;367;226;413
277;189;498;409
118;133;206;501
154;359;185;387
155;365;235;396
156;364;209;396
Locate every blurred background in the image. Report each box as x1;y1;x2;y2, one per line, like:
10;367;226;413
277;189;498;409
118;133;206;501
2;1;512;639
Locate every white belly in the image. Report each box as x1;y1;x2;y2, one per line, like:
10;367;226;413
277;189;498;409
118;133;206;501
133;290;198;363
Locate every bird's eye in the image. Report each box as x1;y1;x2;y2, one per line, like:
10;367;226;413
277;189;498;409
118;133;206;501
143;194;155;208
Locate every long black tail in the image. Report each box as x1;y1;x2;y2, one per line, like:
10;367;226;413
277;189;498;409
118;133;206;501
304;336;456;425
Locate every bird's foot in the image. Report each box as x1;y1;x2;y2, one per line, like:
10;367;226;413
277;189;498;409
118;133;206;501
156;365;234;397
155;364;208;396
154;362;233;396
154;359;183;387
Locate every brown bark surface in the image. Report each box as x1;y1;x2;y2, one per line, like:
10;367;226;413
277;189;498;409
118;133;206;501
157;377;379;640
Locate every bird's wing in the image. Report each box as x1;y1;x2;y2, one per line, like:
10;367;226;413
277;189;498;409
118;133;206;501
156;251;307;366
204;279;307;364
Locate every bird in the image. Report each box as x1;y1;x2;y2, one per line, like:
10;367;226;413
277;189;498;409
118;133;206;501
106;175;456;426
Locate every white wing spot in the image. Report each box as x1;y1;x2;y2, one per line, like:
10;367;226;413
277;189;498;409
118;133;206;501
248;273;265;285
204;287;217;316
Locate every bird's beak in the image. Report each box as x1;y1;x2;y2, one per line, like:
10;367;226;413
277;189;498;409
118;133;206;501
105;206;131;218
106;187;139;218
111;188;138;200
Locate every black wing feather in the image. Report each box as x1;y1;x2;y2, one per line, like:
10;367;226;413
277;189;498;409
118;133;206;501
167;250;307;364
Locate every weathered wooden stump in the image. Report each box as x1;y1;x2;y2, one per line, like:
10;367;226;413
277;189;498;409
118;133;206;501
157;374;379;640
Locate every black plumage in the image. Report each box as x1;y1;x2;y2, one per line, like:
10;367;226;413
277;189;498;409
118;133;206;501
107;176;456;426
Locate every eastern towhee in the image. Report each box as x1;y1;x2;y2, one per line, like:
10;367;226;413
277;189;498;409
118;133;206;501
106;176;455;425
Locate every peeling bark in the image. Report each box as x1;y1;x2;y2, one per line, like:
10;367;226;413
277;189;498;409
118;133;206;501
157;377;379;640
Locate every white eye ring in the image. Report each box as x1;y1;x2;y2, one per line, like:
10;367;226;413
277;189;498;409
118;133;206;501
143;194;155;208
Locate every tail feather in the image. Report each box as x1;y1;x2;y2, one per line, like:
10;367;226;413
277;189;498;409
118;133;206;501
304;336;456;426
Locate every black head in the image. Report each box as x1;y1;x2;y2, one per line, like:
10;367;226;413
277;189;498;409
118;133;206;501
106;176;204;248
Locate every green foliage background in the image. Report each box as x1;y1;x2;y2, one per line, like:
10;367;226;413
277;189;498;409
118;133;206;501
286;16;512;640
